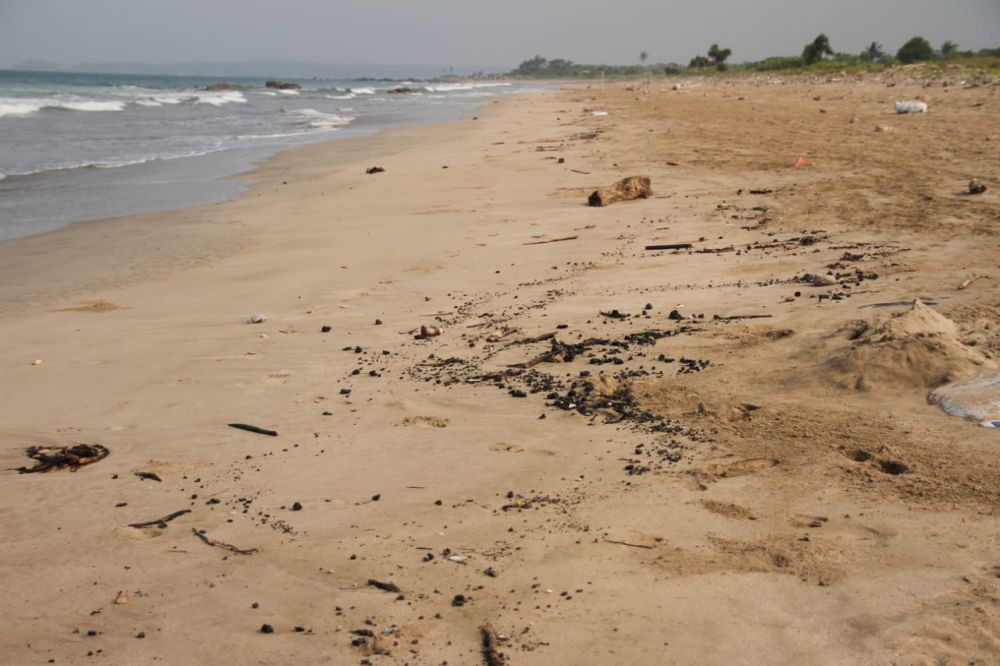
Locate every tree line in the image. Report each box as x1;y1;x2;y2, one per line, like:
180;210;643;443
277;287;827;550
509;35;999;78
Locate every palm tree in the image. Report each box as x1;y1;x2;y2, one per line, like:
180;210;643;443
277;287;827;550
941;40;958;58
802;34;834;65
861;41;885;63
640;51;648;65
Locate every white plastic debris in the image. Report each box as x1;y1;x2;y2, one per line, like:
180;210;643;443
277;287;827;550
591;111;609;117
247;313;266;324
31;359;42;366
895;101;928;114
927;371;1000;428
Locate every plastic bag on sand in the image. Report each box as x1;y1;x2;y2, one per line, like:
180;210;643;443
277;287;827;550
895;101;928;114
927;370;1000;428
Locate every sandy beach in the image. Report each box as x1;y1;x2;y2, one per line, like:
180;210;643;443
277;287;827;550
1;72;998;665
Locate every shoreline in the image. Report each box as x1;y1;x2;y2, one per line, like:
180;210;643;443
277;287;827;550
1;75;998;664
0;92;519;312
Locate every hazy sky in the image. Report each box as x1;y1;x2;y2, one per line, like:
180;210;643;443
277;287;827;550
1;0;997;68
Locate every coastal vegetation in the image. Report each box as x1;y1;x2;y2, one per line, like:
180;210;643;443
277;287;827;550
509;36;1000;79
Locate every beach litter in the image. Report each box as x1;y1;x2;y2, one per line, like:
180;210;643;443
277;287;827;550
114;590;130;605
417;325;442;339
927;371;1000;428
895;101;928;114
588;175;652;207
16;444;109;473
968;179;987;195
366;166;385;175
793;156;813;167
247;312;266;324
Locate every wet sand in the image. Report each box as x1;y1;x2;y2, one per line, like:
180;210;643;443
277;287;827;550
1;72;998;664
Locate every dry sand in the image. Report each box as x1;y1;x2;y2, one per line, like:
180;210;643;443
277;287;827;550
1;70;998;665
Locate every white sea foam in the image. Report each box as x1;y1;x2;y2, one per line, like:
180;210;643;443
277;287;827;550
352;87;376;95
292;108;354;129
0;99;44;117
194;90;247;106
423;82;511;93
59;100;127;112
0;97;128;117
277;89;300;95
326;93;356;100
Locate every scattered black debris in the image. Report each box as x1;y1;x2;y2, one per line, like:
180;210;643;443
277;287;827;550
366;166;385;175
135;472;162;482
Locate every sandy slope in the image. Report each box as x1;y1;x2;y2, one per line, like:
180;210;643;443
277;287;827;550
0;71;998;665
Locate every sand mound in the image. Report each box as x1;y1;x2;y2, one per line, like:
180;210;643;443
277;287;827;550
825;300;993;391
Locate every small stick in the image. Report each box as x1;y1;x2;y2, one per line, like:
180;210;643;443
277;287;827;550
958;274;988;290
191;528;258;555
603;538;655;549
480;623;505;666
367;579;403;595
570;169;591;174
713;314;773;321
129;509;191;529
523;235;579;246
645;243;692;251
505;331;557;346
228;423;278;437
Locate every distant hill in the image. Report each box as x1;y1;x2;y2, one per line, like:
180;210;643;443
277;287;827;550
9;59;505;80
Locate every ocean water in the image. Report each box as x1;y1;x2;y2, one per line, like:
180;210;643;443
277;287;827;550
0;70;526;240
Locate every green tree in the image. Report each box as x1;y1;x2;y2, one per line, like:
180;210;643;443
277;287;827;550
707;43;732;71
688;55;711;69
640;51;648;65
513;56;548;76
860;41;885;63
896;36;934;63
940;40;959;58
802;34;834;65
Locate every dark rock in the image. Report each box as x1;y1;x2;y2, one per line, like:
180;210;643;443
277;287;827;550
265;80;300;90
260;624;274;634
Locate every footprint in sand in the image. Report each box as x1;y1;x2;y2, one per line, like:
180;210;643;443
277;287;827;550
57;300;123;313
701;499;756;520
489;442;555;457
703;457;780;479
402;416;449;428
789;513;829;528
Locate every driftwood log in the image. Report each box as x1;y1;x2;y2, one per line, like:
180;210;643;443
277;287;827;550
588;176;652;207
